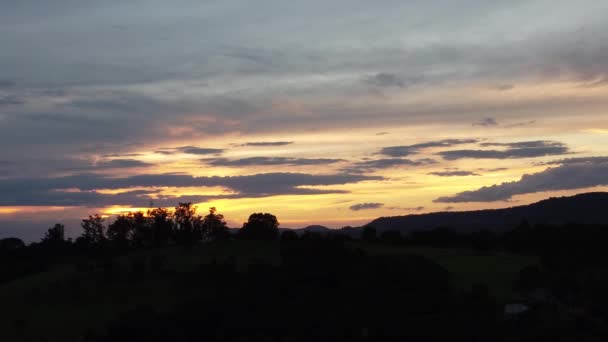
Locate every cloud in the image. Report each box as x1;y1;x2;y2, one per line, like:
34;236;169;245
494;84;515;91
542;156;608;165
93;159;153;169
503;120;536;128
434;158;608;203
379;139;478;157
0;80;16;89
473;118;499;126
0;95;24;106
385;206;425;211
241;141;294;147
350;203;384;211
344;158;437;173
429;171;480;177
156;146;224;155
439;140;569;160
203;157;344;167
0;172;382;206
365;73;410;88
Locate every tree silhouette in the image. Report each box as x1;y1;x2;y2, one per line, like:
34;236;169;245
238;213;279;240
80;214;106;244
173;203;203;245
107;214;135;248
43;223;65;243
0;237;25;252
129;211;149;246
148;208;173;247
202;207;230;241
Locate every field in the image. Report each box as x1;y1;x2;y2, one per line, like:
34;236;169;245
0;241;536;341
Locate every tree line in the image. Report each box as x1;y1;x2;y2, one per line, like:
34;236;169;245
37;203;280;249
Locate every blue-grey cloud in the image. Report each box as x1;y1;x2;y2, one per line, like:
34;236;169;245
379;139;478;157
439;141;569;160
365;73;411;88
429;171;480;177
240;141;294;147
204;157;344;167
350;203;384;211
156;146;224;155
344;158;437;174
473;118;498;126
434;158;608;203
0;172;382;206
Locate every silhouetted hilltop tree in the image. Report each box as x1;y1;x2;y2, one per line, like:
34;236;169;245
107;214;135;248
0;237;25;252
202;207;230;241
129;212;149;246
173;203;203;245
147;208;173;247
238;213;279;240
80;214;106;245
43;223;65;243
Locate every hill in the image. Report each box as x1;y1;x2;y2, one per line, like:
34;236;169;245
365;192;608;235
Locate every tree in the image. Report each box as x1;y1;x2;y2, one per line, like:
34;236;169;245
107;214;135;247
43;223;65;243
361;226;377;242
80;214;106;244
238;213;279;240
0;237;25;252
148;207;173;247
174;203;203;245
202;207;230;241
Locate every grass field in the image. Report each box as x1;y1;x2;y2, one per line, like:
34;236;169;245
349;242;538;300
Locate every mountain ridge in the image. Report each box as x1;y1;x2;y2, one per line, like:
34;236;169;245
365;192;608;235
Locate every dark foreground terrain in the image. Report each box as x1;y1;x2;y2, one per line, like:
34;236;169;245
2;201;608;341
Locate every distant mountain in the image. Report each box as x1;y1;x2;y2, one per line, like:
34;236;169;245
365;192;608;235
279;225;332;235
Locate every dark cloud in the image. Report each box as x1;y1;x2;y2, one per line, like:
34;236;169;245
344;158;437;173
473;118;498;126
0;172;382;206
379;139;478;157
434;158;608;203
439;140;569;160
385;206;425;211
477;167;509;172
365;73;410;88
156;146;224;155
494;84;515;91
93;159;153;169
240;141;294;147
0;94;24;106
350;203;384;211
503;120;536;128
375;132;389;136
429;171;480;177
0;80;16;88
204;157;344;167
542;156;608;166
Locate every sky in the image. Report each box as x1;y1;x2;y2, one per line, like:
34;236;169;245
1;0;608;240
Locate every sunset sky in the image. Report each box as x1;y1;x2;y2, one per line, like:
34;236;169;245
1;0;608;240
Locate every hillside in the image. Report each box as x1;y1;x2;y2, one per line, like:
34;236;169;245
366;192;608;235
